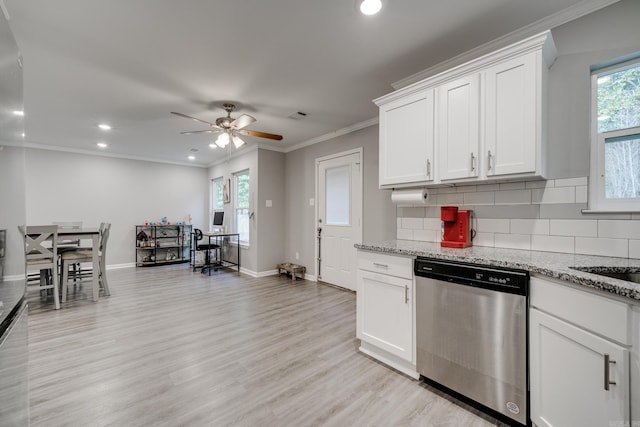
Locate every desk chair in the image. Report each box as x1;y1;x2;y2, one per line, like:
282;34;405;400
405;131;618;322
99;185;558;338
193;228;220;275
23;225;60;310
60;223;111;302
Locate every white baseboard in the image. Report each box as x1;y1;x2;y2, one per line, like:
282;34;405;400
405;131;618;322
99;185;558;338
106;263;136;270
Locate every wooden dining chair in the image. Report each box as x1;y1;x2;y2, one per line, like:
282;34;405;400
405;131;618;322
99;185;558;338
23;225;60;310
52;221;83;250
60;223;111;302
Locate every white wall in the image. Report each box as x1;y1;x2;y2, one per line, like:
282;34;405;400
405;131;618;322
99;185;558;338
257;149;286;273
25;149;208;266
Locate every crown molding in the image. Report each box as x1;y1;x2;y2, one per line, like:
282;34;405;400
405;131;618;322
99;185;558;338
284;117;378;154
391;0;621;90
19;141;208;168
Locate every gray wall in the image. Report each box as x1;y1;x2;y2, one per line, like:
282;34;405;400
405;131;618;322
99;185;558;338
207;148;259;273
0;146;26;276
284;125;396;277
25;149;208;266
546;0;640;178
257;149;286;272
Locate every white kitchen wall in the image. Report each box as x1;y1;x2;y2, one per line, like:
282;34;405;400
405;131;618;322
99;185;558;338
396;177;640;259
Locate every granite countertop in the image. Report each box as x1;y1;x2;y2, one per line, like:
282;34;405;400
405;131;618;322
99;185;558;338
355;240;640;302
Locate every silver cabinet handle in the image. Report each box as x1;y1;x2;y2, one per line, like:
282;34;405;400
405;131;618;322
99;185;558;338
604;353;617;391
404;285;409;304
426;159;431;178
373;262;389;269
487;150;493;171
470;152;476;172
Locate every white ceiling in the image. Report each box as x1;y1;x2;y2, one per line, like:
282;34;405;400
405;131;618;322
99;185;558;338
3;0;612;166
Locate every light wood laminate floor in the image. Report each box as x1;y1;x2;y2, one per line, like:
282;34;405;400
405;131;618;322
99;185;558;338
27;264;502;427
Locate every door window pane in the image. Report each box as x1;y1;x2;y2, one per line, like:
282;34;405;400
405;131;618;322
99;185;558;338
325;165;350;225
605;133;640;199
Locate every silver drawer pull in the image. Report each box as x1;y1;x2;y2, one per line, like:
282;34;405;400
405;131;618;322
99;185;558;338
404;285;409;304
470;152;476;172
604;353;616;391
373;262;389;269
426;159;431;177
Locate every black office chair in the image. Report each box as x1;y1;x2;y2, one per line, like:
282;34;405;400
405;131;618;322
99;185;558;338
194;228;220;275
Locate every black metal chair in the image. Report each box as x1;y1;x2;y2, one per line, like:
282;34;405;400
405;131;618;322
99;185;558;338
194;228;220;275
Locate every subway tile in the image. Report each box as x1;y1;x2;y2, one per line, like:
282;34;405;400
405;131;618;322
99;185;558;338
455;185;477;193
495;190;532;205
399;207;426;218
539;203;586;219
499;182;526;191
425;206;441;218
511;219;549;235
531;235;575;254
424;217;442;231
436;193;465;205
575;186;588;203
463;191;495;205
397;217;401;230
531;187;575;204
414;229;439;243
555;177;588;187
476;183;500;192
525;180;552;189
473;204;539;219
598;220;640;240
575;237;628;258
549;219;598;237
397;228;413;240
473;232;495;248
476;218;510;233
630;240;640;259
495;233;531;250
438;187;458;194
402;217;425;230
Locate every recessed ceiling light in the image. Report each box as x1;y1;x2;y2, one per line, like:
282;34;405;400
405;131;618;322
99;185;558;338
21;132;25;138
360;0;382;15
98;123;112;131
188;155;196;160
13;110;24;116
97;142;108;148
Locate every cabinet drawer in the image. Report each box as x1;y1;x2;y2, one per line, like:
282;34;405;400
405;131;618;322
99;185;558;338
357;251;413;279
530;276;630;345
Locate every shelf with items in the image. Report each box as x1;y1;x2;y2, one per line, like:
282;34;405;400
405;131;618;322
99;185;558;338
135;224;192;267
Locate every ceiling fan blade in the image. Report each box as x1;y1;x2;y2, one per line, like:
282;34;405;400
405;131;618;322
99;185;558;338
180;129;220;135
238;129;283;141
230;114;256;130
171;111;218;128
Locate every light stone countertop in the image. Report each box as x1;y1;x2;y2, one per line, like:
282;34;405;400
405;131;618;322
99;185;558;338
355;240;640;302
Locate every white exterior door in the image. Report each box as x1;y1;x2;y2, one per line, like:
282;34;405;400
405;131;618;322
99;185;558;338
317;150;362;291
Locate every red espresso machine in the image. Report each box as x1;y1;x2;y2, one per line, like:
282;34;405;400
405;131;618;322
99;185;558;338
440;206;473;248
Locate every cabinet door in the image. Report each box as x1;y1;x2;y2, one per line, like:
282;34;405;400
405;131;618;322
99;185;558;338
438;74;480;181
530;309;630;427
379;89;434;186
357;269;412;362
485;52;537;177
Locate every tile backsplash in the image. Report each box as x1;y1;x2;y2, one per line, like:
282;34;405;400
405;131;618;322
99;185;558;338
396;177;640;259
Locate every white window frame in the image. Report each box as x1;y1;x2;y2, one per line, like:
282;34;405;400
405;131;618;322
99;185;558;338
589;58;640;212
234;170;250;246
210;177;223;228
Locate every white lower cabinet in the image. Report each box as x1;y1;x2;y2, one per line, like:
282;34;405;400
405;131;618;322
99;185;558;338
530;276;632;427
356;251;417;378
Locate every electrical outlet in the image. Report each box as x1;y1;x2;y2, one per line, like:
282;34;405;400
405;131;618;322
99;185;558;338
295;252;299;260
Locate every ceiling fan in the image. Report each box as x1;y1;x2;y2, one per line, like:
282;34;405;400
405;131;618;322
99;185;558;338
171;103;283;149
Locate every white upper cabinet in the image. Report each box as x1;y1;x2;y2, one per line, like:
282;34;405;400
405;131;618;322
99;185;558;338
484;52;538;177
438;74;480;181
378;89;434;186
375;31;556;188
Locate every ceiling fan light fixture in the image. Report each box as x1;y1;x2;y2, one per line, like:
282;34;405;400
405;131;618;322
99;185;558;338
215;132;230;148
360;0;382;15
232;134;245;148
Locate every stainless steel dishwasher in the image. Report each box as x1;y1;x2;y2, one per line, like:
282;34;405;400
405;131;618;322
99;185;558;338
414;257;529;427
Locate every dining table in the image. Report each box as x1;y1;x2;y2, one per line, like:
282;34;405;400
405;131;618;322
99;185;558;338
58;227;103;301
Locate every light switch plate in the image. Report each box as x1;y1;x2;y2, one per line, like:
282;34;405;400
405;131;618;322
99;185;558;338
266;200;272;207
309;198;315;206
